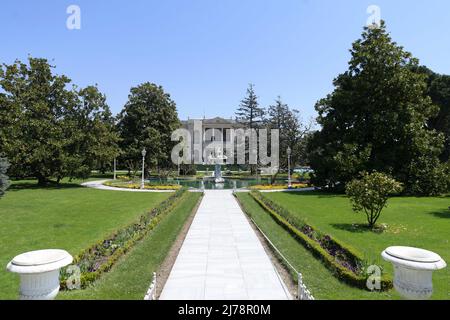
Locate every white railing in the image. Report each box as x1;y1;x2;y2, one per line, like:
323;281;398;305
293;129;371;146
144;272;157;300
248;217;315;300
297;272;315;300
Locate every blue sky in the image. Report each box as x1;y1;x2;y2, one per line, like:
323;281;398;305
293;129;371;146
1;0;450;122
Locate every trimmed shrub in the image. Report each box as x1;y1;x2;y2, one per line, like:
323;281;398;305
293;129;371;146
104;180;182;190
60;188;189;289
346;172;402;228
248;191;392;291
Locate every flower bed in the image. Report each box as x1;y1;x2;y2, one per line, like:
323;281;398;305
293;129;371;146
60;188;188;289
250;183;309;191
248;191;392;291
104;180;182;191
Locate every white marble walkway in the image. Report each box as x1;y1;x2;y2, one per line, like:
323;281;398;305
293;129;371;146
159;190;291;300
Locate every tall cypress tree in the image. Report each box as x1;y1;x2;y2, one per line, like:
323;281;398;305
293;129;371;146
308;21;446;195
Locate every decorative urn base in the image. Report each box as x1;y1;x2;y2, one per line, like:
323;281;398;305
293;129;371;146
382;246;446;300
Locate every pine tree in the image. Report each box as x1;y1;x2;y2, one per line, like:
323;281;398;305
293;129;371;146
235;84;265;173
235;84;265;129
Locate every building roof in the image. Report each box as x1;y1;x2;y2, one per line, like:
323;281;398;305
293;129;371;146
181;117;242;126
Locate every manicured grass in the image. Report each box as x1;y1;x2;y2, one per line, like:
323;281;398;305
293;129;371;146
236;193;396;300
0;180;171;300
59;192;202;299
246;191;450;300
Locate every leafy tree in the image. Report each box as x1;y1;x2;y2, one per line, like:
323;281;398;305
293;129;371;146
65;86;120;178
266;96;311;170
0;57;119;184
413;66;450;162
117;83;180;176
307;21;446;195
346;172;402;228
0;156;10;198
0;58;78;184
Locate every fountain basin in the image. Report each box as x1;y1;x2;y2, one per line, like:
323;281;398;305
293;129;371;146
381;246;446;300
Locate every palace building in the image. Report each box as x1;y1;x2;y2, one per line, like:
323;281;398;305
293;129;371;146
180;117;246;164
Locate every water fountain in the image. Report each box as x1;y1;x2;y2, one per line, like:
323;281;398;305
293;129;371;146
207;147;227;184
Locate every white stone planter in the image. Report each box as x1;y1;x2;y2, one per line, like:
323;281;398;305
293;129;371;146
7;249;73;300
382;246;446;300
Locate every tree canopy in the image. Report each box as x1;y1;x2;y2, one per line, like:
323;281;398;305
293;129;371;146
307;21;447;195
117;82;180;175
0;57;119;184
415;66;450;162
0;156;10;198
266;96;310;169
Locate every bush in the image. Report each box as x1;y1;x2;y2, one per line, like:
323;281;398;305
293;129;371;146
250;183;309;191
60;188;189;289
104;180;182;190
0;156;10;198
346;172;402;228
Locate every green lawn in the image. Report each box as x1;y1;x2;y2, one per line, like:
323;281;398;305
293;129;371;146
59;192;202;299
0;180;171;300
238;191;450;300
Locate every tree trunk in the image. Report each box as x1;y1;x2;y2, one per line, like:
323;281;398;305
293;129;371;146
37;175;47;186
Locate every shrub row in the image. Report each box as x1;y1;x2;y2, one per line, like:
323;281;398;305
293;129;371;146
60;188;188;290
104;180;182;190
250;183;309;191
248;191;392;291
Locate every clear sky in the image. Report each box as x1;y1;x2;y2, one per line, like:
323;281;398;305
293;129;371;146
1;0;449;122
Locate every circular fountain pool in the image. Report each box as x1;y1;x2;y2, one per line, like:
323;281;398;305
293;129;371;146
148;178;282;190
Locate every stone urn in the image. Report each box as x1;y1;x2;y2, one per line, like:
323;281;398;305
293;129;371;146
382;246;446;300
7;249;73;300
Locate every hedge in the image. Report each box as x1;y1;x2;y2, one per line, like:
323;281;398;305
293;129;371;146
248;191;392;291
104;180;182;190
60;188;189;290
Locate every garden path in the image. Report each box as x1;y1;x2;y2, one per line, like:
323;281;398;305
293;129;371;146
159;190;291;300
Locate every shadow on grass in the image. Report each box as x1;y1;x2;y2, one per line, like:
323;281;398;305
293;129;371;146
89;173;114;179
285;190;345;199
8;181;83;192
331;223;385;234
427;210;450;219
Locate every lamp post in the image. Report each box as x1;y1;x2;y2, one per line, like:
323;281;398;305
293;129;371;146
287;147;292;189
141;148;147;190
113;157;117;180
